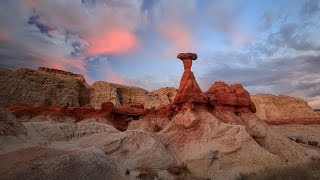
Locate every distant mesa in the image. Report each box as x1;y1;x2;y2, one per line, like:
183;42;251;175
38;67;86;83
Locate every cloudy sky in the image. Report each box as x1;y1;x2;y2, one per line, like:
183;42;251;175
0;0;319;108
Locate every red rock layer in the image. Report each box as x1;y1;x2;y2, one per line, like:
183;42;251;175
173;70;207;105
205;82;256;113
265;118;320;125
5;102;145;131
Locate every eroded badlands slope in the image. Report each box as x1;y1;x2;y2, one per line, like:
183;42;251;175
1;56;320;180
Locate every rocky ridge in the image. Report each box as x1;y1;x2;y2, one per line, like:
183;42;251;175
0;68;89;107
251;94;320;124
1;53;320;180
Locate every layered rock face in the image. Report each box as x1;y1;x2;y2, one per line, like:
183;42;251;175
1;56;320;180
0;68;89;107
251;94;320;124
0;67;176;110
38;67;86;83
173;53;207;105
206;82;256;112
5;102;146;131
90;81;176;109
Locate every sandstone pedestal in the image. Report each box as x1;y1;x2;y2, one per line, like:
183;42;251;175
173;53;207;105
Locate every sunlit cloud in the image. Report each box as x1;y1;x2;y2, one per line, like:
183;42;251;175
86;29;138;56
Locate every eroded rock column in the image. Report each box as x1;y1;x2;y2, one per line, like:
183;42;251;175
173;52;207;105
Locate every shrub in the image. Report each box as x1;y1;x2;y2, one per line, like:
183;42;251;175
136;165;158;180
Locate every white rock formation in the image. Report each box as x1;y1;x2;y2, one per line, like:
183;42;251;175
251;94;320;120
90;81;176;109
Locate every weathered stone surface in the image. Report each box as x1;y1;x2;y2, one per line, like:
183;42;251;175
272;124;320;148
0;68;89;107
5;103;133;131
251;94;320;123
0;121;176;179
90;81;177;109
0;67;12;77
177;52;198;60
206;82;237;106
206;82;256;113
174;70;207;105
0;108;26;136
2;64;320;180
0;147;125;180
128;114;171;133
173;52;207;106
158;108;284;179
237;111;318;163
112;104;144;117
38;67;86;83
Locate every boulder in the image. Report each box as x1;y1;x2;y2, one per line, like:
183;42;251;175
206;82;256;113
206;82;237;106
177;52;198;60
158;108;283;179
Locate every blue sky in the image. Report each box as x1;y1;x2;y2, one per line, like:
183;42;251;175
0;0;319;108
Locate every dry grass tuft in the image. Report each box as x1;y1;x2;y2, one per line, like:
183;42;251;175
236;159;320;180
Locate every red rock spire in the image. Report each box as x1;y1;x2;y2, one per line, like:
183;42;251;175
173;53;207;105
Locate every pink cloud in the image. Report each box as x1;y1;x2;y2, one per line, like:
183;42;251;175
0;32;10;42
160;23;192;51
86;29;138;56
105;68;129;85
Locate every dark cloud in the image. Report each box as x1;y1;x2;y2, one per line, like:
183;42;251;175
259;12;274;31
267;23;320;51
199;53;320;97
301;0;320;17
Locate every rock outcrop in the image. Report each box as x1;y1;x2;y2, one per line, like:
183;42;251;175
38;67;86;83
205;82;256;113
251;94;320;124
0;147;125;180
0;108;26;136
0;68;89;107
5;102;147;131
173;52;207;106
0;110;176;180
272;124;320;148
1;54;320;180
90;81;176;109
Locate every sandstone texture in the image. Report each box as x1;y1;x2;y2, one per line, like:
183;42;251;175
251;94;320;124
1;62;320;180
206;82;256;113
90;81;176;109
0;108;26;136
0;112;176;180
272;124;320;148
177;52;198;60
0;68;89;107
38;67;86;83
0;147;124;180
5;102;147;131
174;53;207;106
